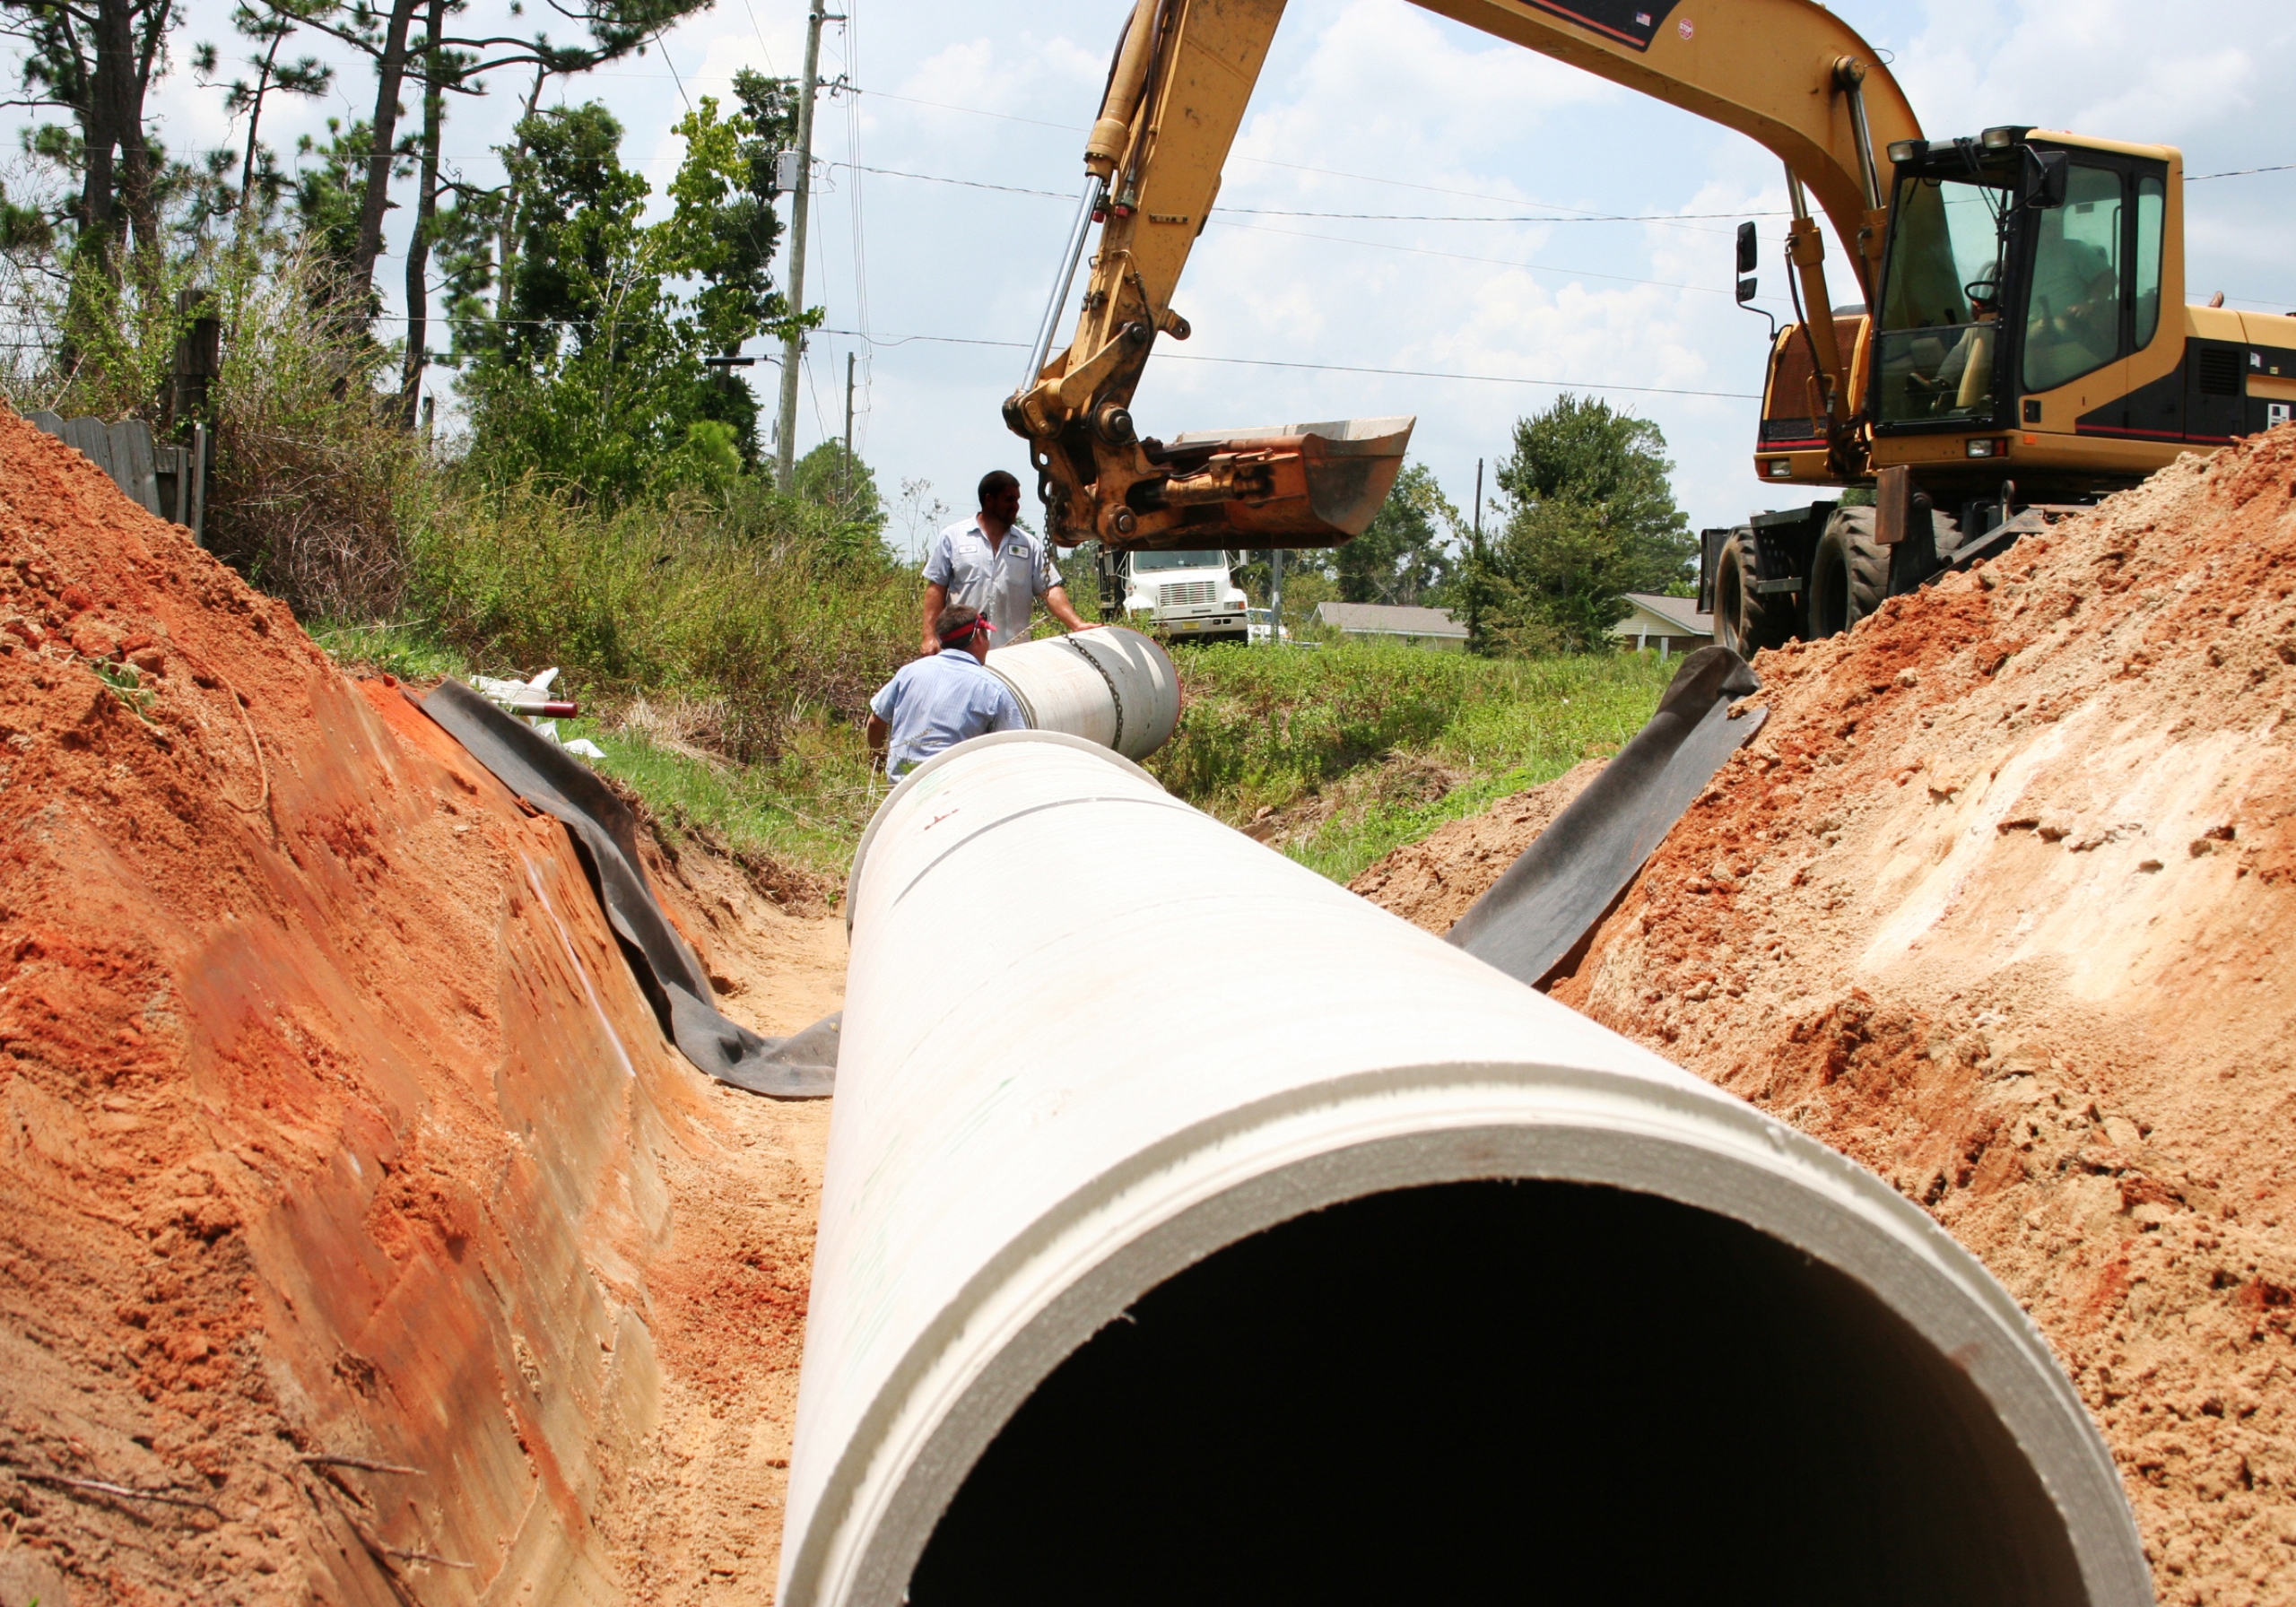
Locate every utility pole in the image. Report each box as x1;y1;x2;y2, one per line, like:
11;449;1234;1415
1270;548;1284;644
842;351;856;504
775;0;828;492
1468;456;1484;653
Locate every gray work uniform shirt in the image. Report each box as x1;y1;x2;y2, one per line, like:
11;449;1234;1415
868;650;1027;777
923;516;1059;649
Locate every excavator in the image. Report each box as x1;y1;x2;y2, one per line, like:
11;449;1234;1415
1005;0;2294;653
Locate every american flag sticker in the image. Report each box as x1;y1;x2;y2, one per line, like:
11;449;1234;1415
1531;0;1678;52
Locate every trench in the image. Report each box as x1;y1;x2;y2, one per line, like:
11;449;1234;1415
912;1180;2083;1607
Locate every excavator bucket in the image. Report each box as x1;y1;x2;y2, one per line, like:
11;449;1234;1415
1130;415;1416;549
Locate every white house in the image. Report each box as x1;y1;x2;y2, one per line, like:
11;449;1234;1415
1608;593;1711;659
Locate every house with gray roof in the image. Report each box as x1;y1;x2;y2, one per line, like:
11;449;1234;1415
1608;593;1712;659
1312;602;1469;651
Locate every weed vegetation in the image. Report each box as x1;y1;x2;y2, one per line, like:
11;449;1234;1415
407;477;909;763
1156;643;1675;882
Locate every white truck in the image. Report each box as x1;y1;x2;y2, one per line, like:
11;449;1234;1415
1096;547;1250;643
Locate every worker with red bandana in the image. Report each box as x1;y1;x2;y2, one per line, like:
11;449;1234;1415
866;604;1028;777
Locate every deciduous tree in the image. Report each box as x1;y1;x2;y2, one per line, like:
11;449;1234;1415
1474;394;1693;653
454;94;805;498
1337;460;1457;607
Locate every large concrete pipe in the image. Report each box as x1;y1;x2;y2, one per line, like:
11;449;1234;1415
985;626;1178;761
786;731;2149;1607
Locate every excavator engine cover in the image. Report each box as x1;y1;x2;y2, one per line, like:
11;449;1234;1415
1117;415;1414;551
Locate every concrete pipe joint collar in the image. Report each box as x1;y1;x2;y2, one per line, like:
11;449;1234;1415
790;730;2148;1607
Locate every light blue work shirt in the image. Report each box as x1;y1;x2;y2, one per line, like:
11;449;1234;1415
923;516;1060;649
869;649;1028;777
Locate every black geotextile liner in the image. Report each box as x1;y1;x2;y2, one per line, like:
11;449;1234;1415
1446;646;1767;989
416;680;836;1098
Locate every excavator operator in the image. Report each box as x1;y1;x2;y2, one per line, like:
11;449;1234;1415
1909;279;2000;410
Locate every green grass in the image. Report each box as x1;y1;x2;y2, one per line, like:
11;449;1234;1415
1151;640;1676;883
307;618;473;682
564;716;884;889
308;611;885;885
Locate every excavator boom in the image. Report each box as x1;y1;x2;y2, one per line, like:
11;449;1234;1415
1009;0;1918;551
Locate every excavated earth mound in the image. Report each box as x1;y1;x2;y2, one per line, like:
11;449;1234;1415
0;403;837;1604
1361;429;2296;1606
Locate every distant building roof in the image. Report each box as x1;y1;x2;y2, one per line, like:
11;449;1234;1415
1611;593;1711;638
1314;602;1469;638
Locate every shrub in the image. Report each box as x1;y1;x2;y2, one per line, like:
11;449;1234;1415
408;474;915;760
204;246;420;621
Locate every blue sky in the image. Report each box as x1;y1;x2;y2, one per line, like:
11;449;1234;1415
23;0;2296;548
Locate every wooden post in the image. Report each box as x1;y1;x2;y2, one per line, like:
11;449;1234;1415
774;0;827;491
1467;456;1484;651
170;288;220;429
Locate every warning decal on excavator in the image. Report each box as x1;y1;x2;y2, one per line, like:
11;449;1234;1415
1515;0;1680;51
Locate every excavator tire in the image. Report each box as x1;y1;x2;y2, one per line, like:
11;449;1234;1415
1712;529;1790;656
1807;506;1887;638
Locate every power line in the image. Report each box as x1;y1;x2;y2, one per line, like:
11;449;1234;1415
2188;162;2296;181
845;162;1069;200
841;88;1750;236
651;29;695;115
1222;204;1787;222
818;327;1759;399
832;161;1765;299
844;161;1782;223
733;0;779;74
1200;216;1752;299
840;85;1081;135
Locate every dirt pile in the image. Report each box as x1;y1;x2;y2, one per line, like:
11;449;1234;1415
0;403;836;1603
1360;430;2296;1604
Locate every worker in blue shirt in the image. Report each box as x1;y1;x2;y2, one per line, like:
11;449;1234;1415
866;605;1029;777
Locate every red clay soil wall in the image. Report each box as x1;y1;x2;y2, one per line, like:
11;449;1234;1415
1362;430;2296;1606
0;402;784;1603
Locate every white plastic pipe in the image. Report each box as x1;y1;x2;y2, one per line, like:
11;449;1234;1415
985;626;1179;761
785;732;2148;1607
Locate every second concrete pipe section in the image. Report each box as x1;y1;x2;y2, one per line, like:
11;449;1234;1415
982;626;1178;762
784;731;2149;1607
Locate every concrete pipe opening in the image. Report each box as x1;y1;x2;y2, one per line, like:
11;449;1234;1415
912;1179;2080;1606
783;733;2147;1607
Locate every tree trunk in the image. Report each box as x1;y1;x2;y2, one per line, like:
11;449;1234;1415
494;63;549;321
121;0;167;256
239;29;283;215
81;0;140;274
349;0;422;300
398;0;445;426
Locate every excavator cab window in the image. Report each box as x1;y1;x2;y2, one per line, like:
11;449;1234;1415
1874;165;2013;426
2022;163;2128;394
2134;174;2166;351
